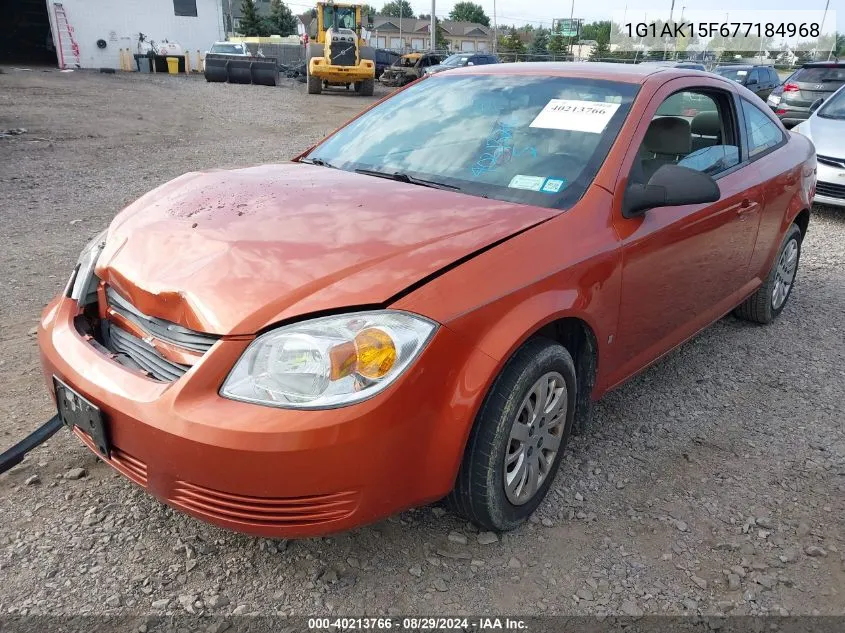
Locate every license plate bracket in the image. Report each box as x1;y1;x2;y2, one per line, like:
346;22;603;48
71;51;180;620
53;377;110;458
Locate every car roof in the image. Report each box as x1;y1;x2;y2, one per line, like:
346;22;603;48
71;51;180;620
716;64;753;69
443;61;711;84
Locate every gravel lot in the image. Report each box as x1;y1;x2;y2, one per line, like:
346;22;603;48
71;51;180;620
1;67;844;618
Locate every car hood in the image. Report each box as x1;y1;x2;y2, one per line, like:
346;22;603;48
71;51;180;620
97;163;556;335
804;115;845;157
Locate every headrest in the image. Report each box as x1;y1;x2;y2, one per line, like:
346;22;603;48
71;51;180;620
644;116;691;155
691;111;721;137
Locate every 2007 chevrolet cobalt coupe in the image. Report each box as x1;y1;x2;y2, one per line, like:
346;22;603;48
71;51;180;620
39;63;815;537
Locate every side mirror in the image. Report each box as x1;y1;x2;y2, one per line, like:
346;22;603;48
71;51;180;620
746;78;757;86
810;97;824;113
622;164;720;219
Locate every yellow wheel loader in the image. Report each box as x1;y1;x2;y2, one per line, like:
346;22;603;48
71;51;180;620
306;2;376;95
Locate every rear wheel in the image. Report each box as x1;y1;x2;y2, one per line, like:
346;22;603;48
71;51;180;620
447;338;576;531
360;78;374;96
307;74;322;94
734;223;802;324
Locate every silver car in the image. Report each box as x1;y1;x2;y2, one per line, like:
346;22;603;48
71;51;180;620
793;85;845;208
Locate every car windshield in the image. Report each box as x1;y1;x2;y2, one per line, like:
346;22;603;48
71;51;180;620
795;66;845;83
210;43;244;54
716;67;750;82
441;54;470;66
396;56;418;67
818;88;845;119
304;74;639;209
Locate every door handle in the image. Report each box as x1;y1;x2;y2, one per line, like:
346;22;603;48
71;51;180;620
736;199;757;220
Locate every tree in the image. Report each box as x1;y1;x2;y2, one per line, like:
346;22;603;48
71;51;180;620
449;1;490;27
360;4;378;18
238;0;268;36
589;39;611;60
433;17;448;51
265;0;296;36
548;32;566;57
381;0;414;18
529;28;550;60
497;27;525;61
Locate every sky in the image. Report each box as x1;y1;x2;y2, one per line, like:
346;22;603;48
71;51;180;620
277;0;842;34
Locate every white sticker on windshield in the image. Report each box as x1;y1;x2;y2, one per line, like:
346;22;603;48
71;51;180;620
529;99;621;134
737;70;748;76
509;175;546;191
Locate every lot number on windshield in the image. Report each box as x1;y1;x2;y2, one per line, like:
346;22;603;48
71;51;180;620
530;99;621;134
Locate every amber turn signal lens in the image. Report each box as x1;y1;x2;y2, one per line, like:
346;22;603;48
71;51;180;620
328;341;357;380
354;328;397;379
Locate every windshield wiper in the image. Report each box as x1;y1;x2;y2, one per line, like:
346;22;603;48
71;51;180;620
354;168;461;192
299;157;337;168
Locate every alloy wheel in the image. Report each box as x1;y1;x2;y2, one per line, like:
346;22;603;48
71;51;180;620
503;371;567;506
772;238;799;310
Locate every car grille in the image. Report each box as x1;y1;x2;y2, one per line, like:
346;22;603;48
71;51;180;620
816;181;845;200
817;155;845;170
169;481;360;528
102;286;220;382
330;41;356;67
107;324;191;382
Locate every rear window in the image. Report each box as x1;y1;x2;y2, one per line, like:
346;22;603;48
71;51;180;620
794;67;845;83
305;74;639;209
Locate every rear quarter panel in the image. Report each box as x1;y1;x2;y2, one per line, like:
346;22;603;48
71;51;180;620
748;131;815;279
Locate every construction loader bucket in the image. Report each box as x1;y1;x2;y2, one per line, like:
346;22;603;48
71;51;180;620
203;53;279;86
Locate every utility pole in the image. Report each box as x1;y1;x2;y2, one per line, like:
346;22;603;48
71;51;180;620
820;0;832;60
492;0;497;54
399;3;403;52
568;0;575;58
431;0;436;51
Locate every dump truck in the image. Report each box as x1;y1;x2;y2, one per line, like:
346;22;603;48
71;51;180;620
306;2;375;95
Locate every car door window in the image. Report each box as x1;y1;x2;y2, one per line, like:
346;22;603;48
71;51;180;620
637;90;740;181
747;69;759;86
741;99;785;157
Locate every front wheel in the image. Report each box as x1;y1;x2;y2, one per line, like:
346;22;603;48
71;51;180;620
307;73;322;94
359;78;374;96
447;337;576;531
734;223;802;324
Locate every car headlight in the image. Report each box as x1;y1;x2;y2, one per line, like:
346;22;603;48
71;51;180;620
220;311;437;409
69;229;108;303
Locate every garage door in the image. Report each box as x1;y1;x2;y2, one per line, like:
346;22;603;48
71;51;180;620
411;38;424;50
375;36;386;48
389;37;402;49
461;40;475;51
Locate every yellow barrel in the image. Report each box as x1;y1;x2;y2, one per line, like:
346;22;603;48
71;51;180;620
166;56;179;74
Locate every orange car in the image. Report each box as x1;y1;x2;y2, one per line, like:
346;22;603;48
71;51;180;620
37;63;815;537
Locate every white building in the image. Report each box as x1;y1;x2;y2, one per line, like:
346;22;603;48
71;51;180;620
45;0;225;69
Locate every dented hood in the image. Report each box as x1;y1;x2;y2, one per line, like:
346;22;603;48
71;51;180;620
97;163;556;335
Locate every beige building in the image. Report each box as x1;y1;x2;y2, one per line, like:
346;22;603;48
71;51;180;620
367;16;493;52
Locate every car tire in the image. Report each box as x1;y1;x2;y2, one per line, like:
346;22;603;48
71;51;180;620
734;223;802;324
360;78;374;96
447;337;577;532
307;74;322;94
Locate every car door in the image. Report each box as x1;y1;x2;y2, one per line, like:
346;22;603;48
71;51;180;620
745;69;763;97
606;78;766;388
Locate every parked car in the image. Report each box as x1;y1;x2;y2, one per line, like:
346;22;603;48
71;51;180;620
794;85;845;208
424;52;499;75
39;62;814;537
380;52;442;86
374;48;400;79
773;62;845;127
714;64;780;100
638;60;706;71
766;70;796;110
207;41;250;56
